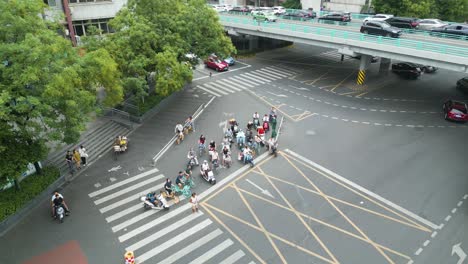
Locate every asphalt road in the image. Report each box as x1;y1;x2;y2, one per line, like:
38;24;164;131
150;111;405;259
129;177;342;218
1;43;468;264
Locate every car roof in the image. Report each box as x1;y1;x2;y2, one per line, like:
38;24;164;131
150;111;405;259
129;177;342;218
398;62;419;67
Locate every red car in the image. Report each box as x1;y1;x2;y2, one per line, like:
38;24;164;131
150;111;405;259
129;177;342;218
204;57;229;72
443;100;468;122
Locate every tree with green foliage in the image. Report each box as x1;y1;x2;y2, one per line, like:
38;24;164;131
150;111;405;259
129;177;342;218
0;0;123;188
282;0;302;10
435;0;468;22
373;0;467;21
84;0;236;99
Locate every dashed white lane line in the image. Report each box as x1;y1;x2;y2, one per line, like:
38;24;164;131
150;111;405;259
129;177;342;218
451;208;457;214
423;240;430;247
362;121;370;124
415;248;423;256
445;215;452;222
457;201;463;206
464;194;468;199
431;231;437;238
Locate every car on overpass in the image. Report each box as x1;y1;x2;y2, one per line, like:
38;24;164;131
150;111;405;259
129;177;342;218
443;100;468;122
384;17;420;29
456;77;468;93
391;62;423;79
230;6;251;13
318;12;351;22
204;56;229;72
417;19;448;31
253;11;277;22
282;10;316;20
363;14;393;23
360;21;402;38
430;24;468;38
272;6;286;15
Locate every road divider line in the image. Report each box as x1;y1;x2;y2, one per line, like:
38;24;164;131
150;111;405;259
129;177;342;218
284;149;441;230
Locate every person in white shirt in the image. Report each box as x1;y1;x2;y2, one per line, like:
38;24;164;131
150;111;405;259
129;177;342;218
190;192;199;213
78;145;88;166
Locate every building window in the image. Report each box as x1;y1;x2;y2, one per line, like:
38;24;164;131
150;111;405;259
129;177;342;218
72;18;112;36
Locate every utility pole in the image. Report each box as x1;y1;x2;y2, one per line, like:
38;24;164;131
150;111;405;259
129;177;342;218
62;0;77;47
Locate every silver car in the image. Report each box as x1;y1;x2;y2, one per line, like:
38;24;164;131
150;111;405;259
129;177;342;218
418;19;447;31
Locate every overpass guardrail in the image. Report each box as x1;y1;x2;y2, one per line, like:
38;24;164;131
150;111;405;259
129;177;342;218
220;16;468;58
223;12;467;41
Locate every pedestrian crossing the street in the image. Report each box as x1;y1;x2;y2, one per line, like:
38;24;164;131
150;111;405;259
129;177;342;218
196;66;299;97
88;168;254;264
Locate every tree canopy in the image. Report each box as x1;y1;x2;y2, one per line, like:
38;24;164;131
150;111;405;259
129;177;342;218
84;0;236;98
373;0;468;22
0;0;123;184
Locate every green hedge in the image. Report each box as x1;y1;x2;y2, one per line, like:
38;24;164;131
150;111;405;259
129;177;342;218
0;166;61;222
137;93;166;115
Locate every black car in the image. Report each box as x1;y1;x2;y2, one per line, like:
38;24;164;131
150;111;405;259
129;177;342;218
360;21;402;38
230;6;250;13
318;12;351;22
431;24;468;38
384;17;420;29
456;77;468;93
282;10;315;20
391;62;423;78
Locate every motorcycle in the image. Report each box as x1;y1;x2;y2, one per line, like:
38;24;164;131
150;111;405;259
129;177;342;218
223;153;232;168
54;205;65;223
141;192;170;210
200;168;216;185
187;155;199;169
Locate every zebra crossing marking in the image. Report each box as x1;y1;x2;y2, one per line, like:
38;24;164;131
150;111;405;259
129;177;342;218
159;229;224;264
258;68;289;78
203;83;230;95
208;81;239;93
135;219;213;263
220;250;246;264
214;80;243;91
229;76;254;88
218;79;247;91
198;85;222;97
264;66;294;76
268;65;297;74
94;174;164;205
99;183;165;213
188;239;234;264
241;73;268;84
244;72;274;82
253;69;283;79
231;75;259;86
88;168;159;198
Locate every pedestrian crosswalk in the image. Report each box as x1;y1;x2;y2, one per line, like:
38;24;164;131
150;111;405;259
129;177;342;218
196;66;299;97
88;167;253;264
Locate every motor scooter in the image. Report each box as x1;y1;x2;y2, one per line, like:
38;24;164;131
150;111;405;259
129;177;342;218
141;192;170;210
54;205;65;223
200;168;216;185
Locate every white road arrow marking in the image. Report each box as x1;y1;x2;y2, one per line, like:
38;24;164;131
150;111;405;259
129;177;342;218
246;179;274;199
266;91;288;98
108;165;122;172
452;243;467;264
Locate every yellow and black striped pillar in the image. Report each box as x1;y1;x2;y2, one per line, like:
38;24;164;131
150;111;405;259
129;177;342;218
357;70;366;85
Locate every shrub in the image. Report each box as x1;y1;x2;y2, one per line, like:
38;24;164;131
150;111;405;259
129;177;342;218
0;166;60;222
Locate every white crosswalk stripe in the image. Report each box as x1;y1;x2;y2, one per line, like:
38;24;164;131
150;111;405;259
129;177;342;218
252;70;283;79
209;81;241;92
217;80;246;91
198;85;222;97
243;72;273;82
88;168;254;264
227;77;254;88
256;69;289;78
268;65;298;75
203;83;230;95
240;73;267;84
264;66;294;76
231;75;259;86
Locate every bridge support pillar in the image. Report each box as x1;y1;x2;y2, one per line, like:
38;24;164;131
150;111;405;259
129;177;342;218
379;58;392;74
357;55;372;85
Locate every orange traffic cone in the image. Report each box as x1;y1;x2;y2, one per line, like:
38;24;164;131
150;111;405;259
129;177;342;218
124;251;135;264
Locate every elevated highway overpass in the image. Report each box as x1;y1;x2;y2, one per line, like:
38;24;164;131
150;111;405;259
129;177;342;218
219;14;468;84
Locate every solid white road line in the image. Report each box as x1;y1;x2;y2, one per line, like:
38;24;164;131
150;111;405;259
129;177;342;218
220;250;246;264
126;212;205;250
214;80;242;92
94;174;164;205
198;85;221;97
203;83;230;95
207;82;238;93
284;149;442;230
254;69;284;79
188;239;234;264
135;219;213;263
231;76;259;87
258;68;289;78
99;183;164;213
241;73;267;84
245;72;276;81
158;229;223;264
219;79;247;91
88;168;159;198
228;77;254;88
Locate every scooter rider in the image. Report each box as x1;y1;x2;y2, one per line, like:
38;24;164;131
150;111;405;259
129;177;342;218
236;129;246;146
187;148;199;166
201;160;211;177
164;178;173;196
175;123;184;141
51;192;70;217
211;150;219;167
176;171;185;188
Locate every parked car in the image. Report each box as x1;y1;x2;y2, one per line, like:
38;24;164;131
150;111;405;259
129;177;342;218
272;6;286;15
391;62;423;78
230;6;250;13
299;10;317;18
363;14;394;23
318;12;351;22
282;10;316;20
253;11;277;22
224;56;235;66
384;17;420;29
251;8;263;15
360;21;402;38
419;65;437;73
430;24;468;38
443;100;468;122
417;19;447;31
205;56;229;72
456;77;468;93
351;55;379;63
